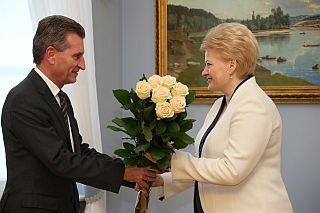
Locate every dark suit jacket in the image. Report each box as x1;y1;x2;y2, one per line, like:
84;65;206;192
0;69;125;213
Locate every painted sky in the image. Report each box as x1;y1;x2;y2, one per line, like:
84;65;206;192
169;0;320;19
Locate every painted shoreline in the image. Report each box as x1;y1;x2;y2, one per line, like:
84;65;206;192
253;29;291;36
253;26;320;36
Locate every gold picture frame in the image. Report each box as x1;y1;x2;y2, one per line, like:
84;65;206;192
155;0;320;103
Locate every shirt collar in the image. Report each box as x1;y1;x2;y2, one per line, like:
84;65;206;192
34;67;60;97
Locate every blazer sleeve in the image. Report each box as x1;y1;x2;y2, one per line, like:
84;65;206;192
171;98;274;185
156;172;193;200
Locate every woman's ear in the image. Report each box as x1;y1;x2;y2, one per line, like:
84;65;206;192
229;59;237;74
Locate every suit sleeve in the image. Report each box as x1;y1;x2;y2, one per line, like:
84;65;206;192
9;94;125;193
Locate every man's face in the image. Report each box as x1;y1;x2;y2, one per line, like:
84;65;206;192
52;33;85;88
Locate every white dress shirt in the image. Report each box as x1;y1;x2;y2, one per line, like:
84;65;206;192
34;67;75;151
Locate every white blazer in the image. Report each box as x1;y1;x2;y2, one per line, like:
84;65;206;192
161;77;293;212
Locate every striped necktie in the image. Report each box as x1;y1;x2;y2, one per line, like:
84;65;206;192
58;91;69;130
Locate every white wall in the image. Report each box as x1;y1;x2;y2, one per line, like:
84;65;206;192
92;0;320;212
278;104;320;212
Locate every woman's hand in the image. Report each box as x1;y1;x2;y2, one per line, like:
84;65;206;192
152;174;164;187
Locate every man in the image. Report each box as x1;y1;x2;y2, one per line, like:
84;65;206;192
0;15;155;213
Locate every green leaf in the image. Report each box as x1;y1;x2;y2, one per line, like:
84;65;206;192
160;134;171;143
113;89;131;106
111;117;126;127
164;114;177;122
143;126;153;142
107;125;125;132
157;157;170;170
179;132;195;144
128;90;143;116
168;121;180;133
134;143;150;154
130;90;140;103
149;120;157;130
124;157;137;166
111;117;139;137
138;157;152;168
149;147;167;160
171;138;188;149
123;142;135;151
156;121;167;135
144;104;156;121
172;132;194;148
179;119;196;132
186;90;196;105
114;148;131;158
123;103;135;111
177;111;187;120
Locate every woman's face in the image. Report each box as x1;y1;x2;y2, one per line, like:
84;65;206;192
202;48;232;93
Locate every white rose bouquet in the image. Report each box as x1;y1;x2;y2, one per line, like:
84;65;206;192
107;74;195;213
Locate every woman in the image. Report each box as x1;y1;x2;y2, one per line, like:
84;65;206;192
155;23;293;212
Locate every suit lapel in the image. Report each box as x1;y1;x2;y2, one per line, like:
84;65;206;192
27;69;73;151
65;96;81;153
69;116;81;153
43;90;73;151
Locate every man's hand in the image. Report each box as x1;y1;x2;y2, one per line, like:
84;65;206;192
123;167;157;188
135;174;164;191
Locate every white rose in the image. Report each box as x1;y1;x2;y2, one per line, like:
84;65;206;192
148;75;163;89
162;75;176;89
170;96;186;113
151;86;172;103
155;101;174;119
135;80;151;100
172;82;189;96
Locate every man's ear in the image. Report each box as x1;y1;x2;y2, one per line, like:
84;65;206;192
46;46;56;65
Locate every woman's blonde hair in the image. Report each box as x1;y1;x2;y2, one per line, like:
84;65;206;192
200;22;259;78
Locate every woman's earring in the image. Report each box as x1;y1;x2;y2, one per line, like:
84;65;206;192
230;75;233;79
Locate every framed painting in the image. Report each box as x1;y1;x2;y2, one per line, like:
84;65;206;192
155;0;320;103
